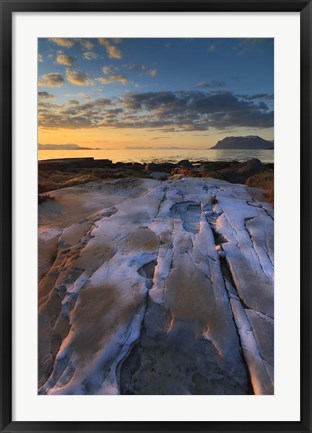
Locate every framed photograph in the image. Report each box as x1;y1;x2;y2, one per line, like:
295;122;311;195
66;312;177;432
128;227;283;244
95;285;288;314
1;0;311;432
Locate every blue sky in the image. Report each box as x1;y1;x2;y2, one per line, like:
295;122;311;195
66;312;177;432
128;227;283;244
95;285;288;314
38;38;274;149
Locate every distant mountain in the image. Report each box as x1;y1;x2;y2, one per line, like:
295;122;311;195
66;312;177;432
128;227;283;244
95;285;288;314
38;143;99;150
211;136;274;150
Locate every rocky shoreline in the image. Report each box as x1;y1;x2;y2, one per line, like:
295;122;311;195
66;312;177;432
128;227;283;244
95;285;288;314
38;158;274;395
39;157;274;201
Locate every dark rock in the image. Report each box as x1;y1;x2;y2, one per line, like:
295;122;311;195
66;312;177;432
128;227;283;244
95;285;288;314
115;162;143;171
177;159;193;168
200;161;231;171
238;158;262;172
145;163;160;172
149;172;169;180
131;163;144;169
219;159;263;184
115;161;127;168
94;159;113;168
38;158;113;171
201;170;224;180
157;163;176;173
64;167;81;173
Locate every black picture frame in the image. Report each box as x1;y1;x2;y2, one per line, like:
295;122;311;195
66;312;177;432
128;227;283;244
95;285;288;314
1;0;311;432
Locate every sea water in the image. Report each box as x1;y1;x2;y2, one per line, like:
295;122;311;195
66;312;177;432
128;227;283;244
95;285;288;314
38;148;274;164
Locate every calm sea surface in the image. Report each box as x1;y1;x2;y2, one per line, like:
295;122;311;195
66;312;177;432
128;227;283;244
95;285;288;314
38;148;274;164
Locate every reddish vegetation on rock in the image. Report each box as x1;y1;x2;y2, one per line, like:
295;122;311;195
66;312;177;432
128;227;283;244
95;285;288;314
264;183;274;205
171;167;198;177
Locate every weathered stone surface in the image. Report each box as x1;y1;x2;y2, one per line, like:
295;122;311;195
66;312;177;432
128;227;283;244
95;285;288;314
245;309;274;384
38;177;274;395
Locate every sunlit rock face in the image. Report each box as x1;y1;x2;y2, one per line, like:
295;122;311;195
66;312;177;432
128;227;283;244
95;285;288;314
38;177;274;395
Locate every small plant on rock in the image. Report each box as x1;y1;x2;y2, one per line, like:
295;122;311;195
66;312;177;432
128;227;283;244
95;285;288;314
209;195;218;205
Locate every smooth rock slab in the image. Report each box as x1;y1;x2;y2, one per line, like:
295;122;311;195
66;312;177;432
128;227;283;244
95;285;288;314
38;177;274;395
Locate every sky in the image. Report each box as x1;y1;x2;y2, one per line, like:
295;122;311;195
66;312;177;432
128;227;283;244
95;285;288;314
38;38;274;150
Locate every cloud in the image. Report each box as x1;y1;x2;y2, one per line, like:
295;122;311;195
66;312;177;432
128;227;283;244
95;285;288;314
38;97;113;129
79;39;94;50
97;73;128;85
38;101;61;111
67;99;80;105
38;91;54;100
66;70;94;86
207;43;218;53
146;69;159;77
57;54;75;66
102;66;114;74
129;64;159;77
198;80;226;88
129;64;146;72
38;53;43;63
38;72;65;88
234;38;270;55
103;108;124;119
38;90;273;131
110;38;123;44
83;51;98;60
50;38;95;50
119;90;273;131
264;94;274;100
98;38;122;59
238;93;274;101
49;38;74;48
74;92;92;100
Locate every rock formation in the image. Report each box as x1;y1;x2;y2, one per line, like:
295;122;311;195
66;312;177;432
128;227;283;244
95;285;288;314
212;136;273;150
38;177;274;395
